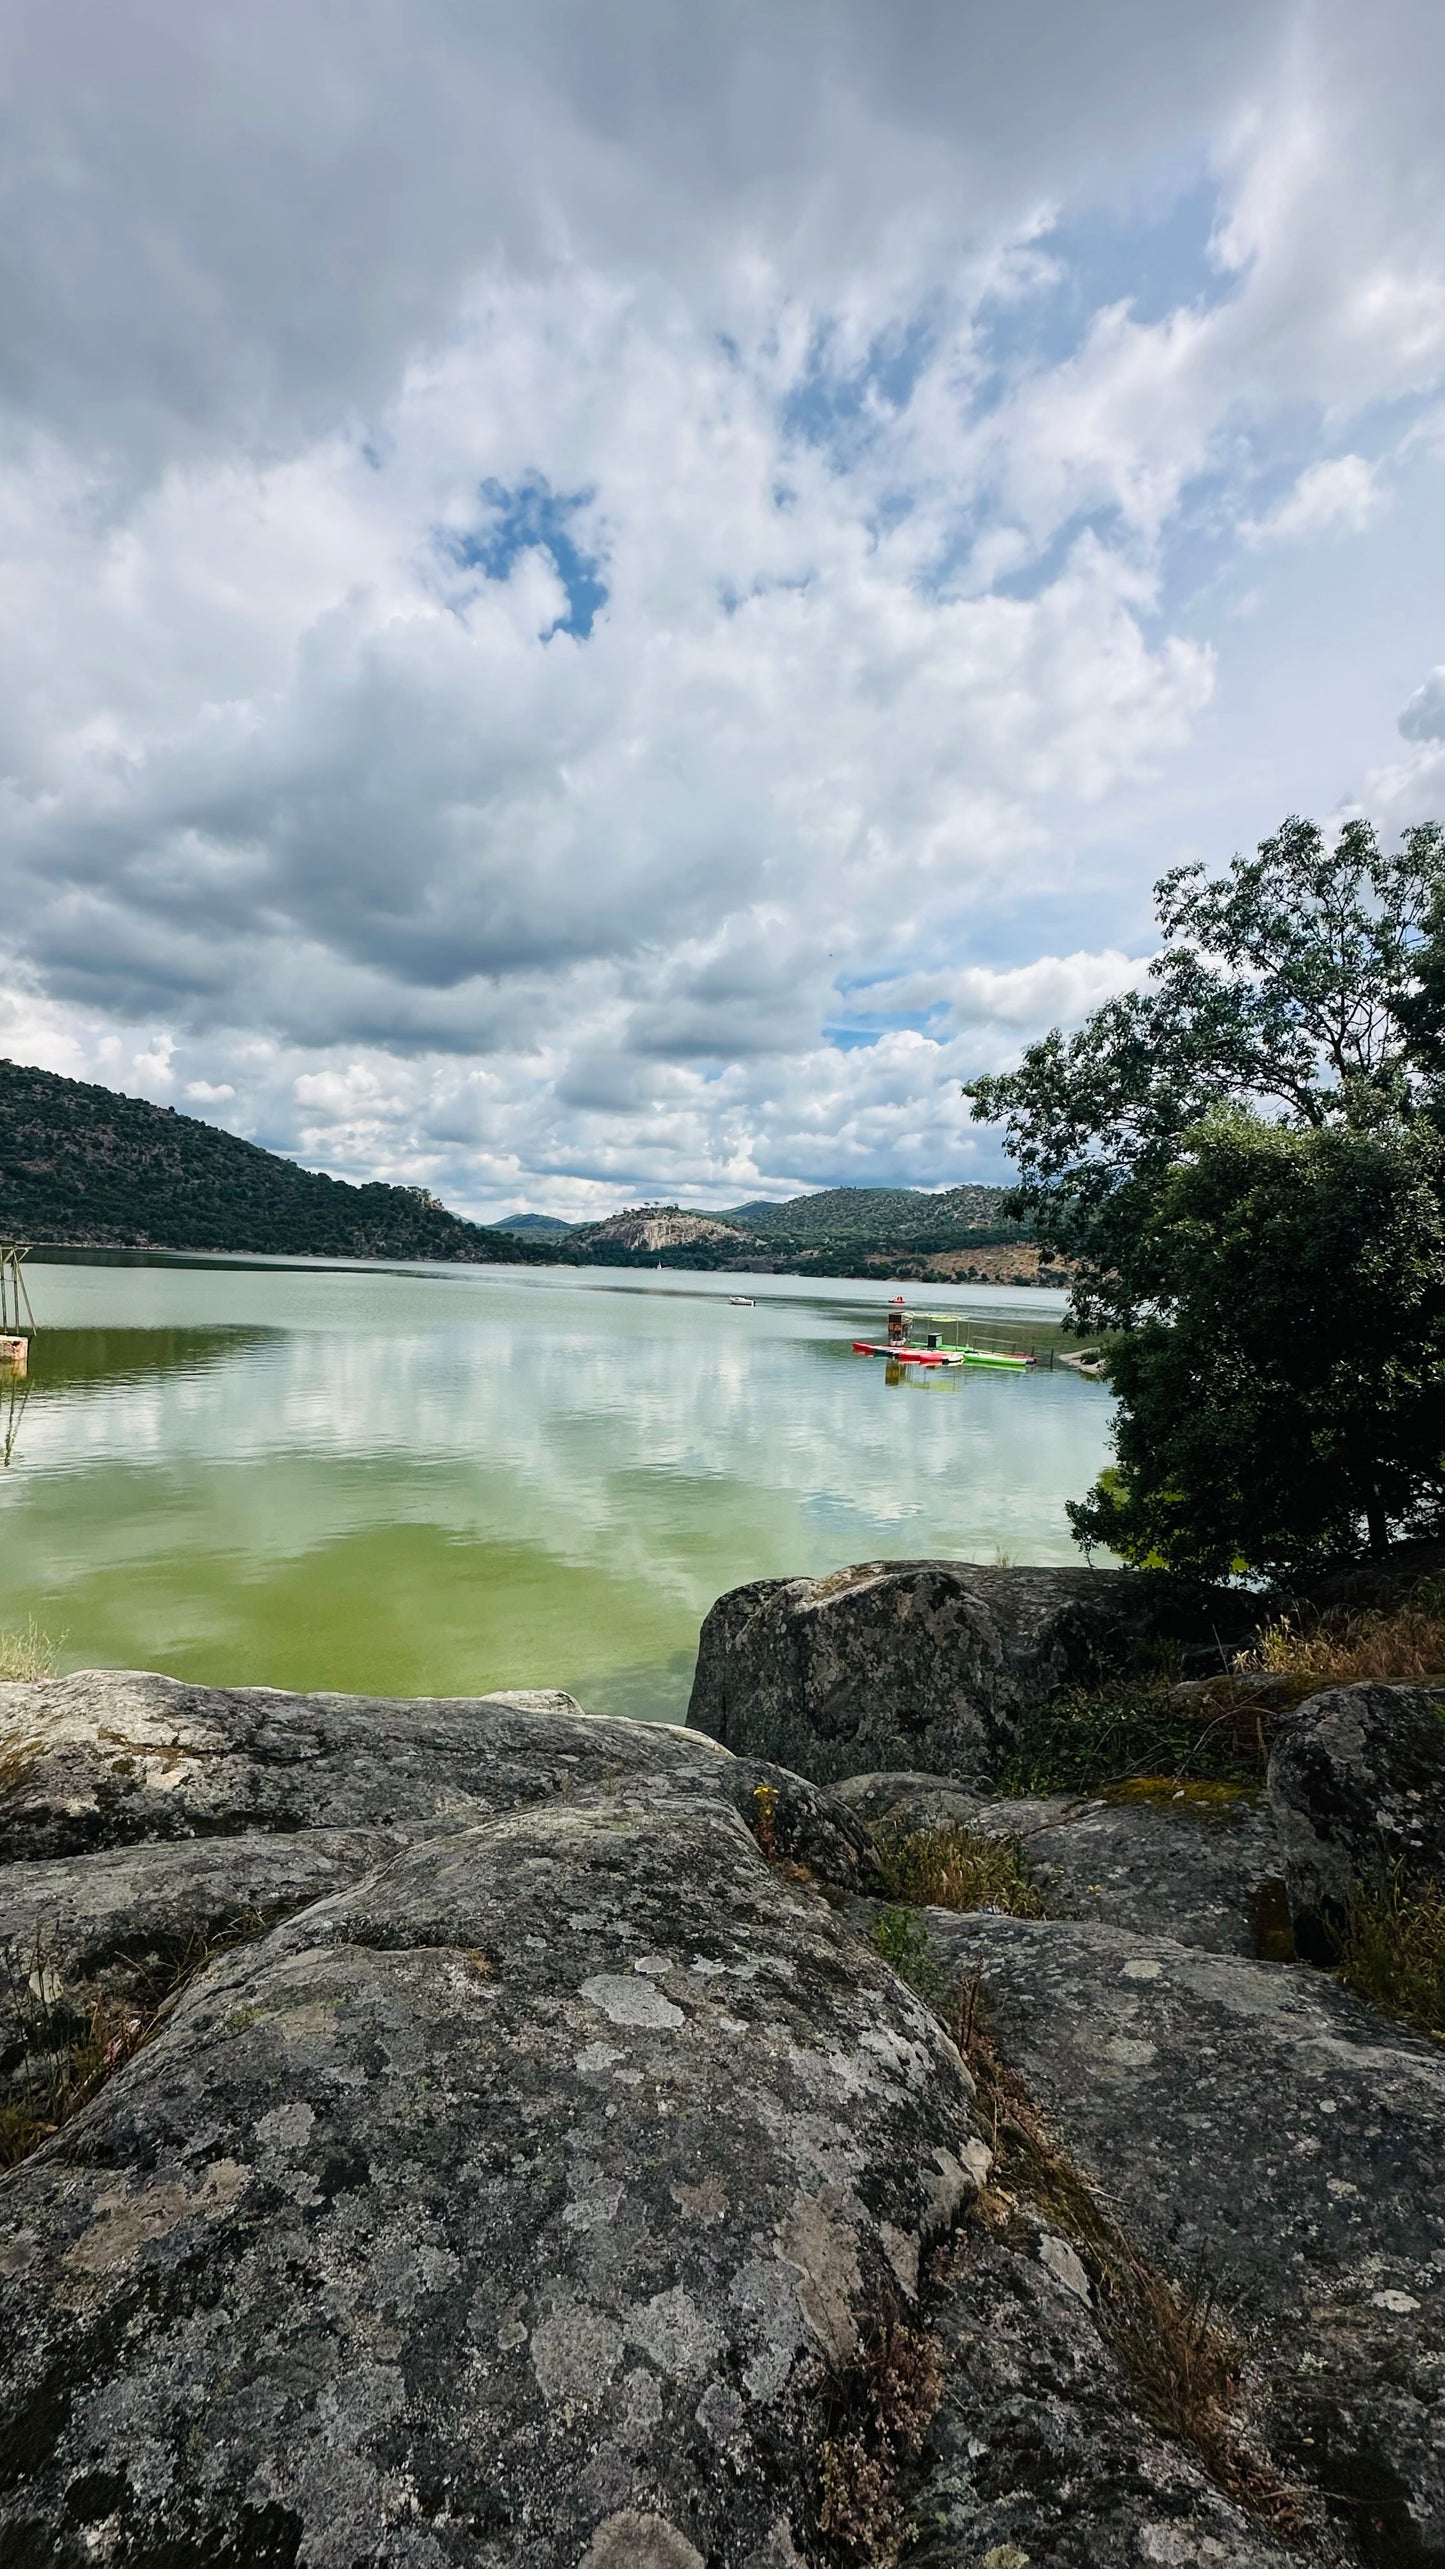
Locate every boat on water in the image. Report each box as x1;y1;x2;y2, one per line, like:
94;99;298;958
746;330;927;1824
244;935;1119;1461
849;1297;1037;1370
728;1295;756;1307
850;1340;1034;1370
851;1340;956;1366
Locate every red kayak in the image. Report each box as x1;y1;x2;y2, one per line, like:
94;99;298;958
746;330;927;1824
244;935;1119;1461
851;1340;952;1366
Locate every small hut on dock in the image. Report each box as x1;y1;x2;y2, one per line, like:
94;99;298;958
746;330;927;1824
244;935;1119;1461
0;1244;36;1373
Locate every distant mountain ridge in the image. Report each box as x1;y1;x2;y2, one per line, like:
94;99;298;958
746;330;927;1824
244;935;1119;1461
0;1060;554;1264
0;1058;1041;1279
552;1182;1033;1280
717;1183;1017;1245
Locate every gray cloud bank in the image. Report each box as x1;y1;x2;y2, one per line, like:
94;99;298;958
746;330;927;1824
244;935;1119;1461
1;1;1443;1216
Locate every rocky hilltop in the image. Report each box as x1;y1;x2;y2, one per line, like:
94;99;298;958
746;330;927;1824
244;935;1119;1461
0;1573;1442;2564
565;1206;753;1259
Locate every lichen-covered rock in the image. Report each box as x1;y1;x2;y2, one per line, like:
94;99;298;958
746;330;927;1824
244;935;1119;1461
915;2222;1299;2569
0;1829;402;1983
686;1560;1247;1787
0;1796;984;2566
0;1670;880;1894
833;1770;1287;1957
919;1909;1445;2568
0;1674;1424;2565
1266;1683;1445;1962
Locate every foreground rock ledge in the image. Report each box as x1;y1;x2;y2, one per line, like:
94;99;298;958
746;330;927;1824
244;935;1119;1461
0;1676;979;2566
0;1672;1427;2566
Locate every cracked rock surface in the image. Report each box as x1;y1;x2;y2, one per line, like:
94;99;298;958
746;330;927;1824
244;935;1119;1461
921;1909;1445;2569
832;1769;1287;1957
1;1801;981;2566
0;1671;1434;2567
913;2221;1299;2569
0;1669;878;1887
0;1678;973;2567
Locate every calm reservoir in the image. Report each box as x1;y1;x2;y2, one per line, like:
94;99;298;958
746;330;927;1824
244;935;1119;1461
0;1255;1113;1720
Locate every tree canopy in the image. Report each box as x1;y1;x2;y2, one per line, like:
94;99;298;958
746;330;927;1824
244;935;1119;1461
966;816;1445;1573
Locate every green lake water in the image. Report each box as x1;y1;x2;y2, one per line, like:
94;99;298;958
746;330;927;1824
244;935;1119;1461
0;1254;1114;1722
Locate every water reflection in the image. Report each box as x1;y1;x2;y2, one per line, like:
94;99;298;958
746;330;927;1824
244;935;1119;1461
28;1326;278;1396
1;1370;29;1469
0;1259;1113;1714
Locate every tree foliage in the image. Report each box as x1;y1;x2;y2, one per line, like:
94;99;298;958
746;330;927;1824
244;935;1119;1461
966;815;1445;1329
965;817;1445;1573
1067;1114;1445;1577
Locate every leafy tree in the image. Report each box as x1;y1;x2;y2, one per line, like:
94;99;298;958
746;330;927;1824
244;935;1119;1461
1067;1113;1445;1576
965;815;1445;1329
965;817;1445;1570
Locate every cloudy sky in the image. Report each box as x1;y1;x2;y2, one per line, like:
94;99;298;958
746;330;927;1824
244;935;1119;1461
2;1;1444;1220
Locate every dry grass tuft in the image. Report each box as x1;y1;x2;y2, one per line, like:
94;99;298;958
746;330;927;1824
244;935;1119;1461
1339;1872;1445;2038
949;1971;1304;2531
0;1908;271;2168
1241;1592;1445;1689
0;1618;63;1682
817;2321;944;2566
872;1821;1044;1918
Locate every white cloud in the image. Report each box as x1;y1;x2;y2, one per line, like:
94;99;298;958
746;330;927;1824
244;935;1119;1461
1242;454;1386;544
0;2;1443;1210
842;950;1151;1035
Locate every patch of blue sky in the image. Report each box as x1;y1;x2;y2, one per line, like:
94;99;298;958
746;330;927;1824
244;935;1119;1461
1042;173;1229;332
441;473;608;638
973;172;1230;397
781;314;938;467
822;1025;893;1052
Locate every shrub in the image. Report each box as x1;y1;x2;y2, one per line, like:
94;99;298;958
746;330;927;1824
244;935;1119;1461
1000;1679;1262;1796
873;1822;1043;1917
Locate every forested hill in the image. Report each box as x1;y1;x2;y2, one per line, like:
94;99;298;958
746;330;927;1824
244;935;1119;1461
0;1060;555;1263
717;1183;1016;1249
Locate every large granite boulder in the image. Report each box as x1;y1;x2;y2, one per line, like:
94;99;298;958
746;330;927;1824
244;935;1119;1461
1267;1683;1445;1961
0;1668;880;1891
687;1559;1247;1787
833;1770;1288;1957
917;1908;1445;2569
0;1671;1427;2563
0;1789;985;2567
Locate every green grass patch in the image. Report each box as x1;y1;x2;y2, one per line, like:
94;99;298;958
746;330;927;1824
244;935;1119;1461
1000;1678;1265;1796
1338;1872;1445;2038
868;1908;945;2001
1097;1776;1256;1816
